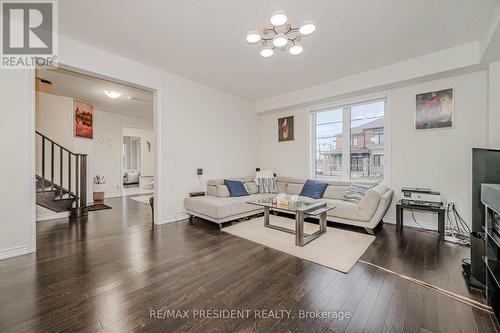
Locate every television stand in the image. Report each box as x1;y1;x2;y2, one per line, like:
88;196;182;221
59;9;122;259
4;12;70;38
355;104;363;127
396;200;445;240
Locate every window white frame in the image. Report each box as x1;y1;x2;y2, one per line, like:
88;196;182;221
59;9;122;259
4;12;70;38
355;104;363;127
309;92;391;185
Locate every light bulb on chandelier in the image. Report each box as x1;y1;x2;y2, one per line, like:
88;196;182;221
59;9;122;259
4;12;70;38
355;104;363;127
260;47;274;58
246;31;261;44
289;43;303;56
272;34;288;48
299;21;316;36
270;10;288;27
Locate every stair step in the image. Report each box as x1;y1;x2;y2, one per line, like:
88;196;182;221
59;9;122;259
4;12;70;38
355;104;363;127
36;191;75;213
53;197;76;202
36;176;72;193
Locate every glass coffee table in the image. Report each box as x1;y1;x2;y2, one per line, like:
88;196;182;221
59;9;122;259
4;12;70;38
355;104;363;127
248;198;335;247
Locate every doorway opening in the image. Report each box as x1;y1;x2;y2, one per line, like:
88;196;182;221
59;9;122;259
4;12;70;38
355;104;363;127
122;128;155;196
34;66;156;222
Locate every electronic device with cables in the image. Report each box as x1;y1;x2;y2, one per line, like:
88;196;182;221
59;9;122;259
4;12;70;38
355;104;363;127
401;187;442;207
396;199;446;240
398;185;471;245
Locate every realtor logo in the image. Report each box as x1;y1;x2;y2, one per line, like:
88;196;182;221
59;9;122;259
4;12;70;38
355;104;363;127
1;0;58;68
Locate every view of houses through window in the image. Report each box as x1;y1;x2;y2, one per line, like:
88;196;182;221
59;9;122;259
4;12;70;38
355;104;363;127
312;99;385;181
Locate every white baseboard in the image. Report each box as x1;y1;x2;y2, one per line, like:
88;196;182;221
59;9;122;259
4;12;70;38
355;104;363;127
0;245;34;260
159;212;189;225
36;211;70;221
104;191;123;199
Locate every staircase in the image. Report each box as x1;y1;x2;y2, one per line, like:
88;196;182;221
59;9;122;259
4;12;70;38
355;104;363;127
36;131;88;217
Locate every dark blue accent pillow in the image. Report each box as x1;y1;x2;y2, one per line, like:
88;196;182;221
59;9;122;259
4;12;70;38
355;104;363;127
224;179;249;197
299;179;328;199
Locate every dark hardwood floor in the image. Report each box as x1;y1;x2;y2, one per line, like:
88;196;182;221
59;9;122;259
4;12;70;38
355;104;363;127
0;195;498;332
360;220;485;304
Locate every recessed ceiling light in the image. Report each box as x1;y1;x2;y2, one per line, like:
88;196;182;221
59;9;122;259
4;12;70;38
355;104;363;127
289;43;303;56
104;90;122;99
270;10;288;27
272;34;288;48
299;22;316;36
246;31;261;44
260;47;274;58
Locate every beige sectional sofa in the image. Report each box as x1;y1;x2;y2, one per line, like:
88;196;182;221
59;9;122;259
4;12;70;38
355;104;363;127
184;176;393;234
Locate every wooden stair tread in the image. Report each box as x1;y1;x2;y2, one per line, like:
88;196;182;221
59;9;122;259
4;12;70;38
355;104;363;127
36;176;75;213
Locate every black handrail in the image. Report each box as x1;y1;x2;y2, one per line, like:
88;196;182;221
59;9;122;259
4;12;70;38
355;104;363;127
35;131;86;156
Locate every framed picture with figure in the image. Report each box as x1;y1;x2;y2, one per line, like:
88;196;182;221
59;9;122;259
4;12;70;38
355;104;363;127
415;88;453;130
278;116;294;142
74;100;93;139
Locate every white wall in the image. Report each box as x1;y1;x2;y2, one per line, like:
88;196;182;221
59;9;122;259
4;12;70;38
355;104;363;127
489;61;500;148
162;78;258;219
258;71;488;229
258;108;310;178
0;70;35;259
36;92;154;199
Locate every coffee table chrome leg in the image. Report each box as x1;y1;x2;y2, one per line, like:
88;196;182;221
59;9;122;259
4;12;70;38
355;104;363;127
264;207;270;226
296;211;305;247
320;212;327;233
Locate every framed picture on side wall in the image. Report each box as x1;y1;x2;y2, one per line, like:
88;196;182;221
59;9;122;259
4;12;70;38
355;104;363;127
278;116;294;142
415;88;454;130
74;100;93;139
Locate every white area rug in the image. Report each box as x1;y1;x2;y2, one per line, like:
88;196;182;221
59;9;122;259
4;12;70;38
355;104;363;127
222;216;375;273
130;195;153;205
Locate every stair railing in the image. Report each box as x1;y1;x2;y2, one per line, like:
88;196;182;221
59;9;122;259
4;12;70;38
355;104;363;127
36;131;88;217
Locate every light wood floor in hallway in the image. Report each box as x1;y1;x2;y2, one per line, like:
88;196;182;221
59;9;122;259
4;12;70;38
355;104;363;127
0;195;497;332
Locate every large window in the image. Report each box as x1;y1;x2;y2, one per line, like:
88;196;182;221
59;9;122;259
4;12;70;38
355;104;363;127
312;99;385;181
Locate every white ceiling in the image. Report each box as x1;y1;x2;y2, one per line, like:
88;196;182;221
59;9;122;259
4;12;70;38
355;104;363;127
36;68;154;119
59;0;498;101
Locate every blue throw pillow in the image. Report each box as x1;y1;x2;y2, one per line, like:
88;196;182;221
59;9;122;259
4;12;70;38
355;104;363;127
299;179;328;199
224;179;249;197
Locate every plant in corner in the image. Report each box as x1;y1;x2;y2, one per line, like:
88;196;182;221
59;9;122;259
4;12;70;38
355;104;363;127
92;175;106;202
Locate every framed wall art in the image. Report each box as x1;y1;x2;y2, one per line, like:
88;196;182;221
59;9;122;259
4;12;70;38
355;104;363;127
415;88;453;130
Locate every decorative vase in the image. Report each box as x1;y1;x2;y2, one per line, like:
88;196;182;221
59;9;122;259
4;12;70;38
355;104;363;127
93;184;105;202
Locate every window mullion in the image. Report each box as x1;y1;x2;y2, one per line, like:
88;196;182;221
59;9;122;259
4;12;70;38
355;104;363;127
310;112;317;179
342;107;351;181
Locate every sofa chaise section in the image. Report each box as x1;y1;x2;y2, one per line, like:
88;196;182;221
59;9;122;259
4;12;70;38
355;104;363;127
185;194;272;226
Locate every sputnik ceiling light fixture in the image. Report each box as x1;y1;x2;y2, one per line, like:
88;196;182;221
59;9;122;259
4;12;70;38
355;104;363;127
246;10;316;58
